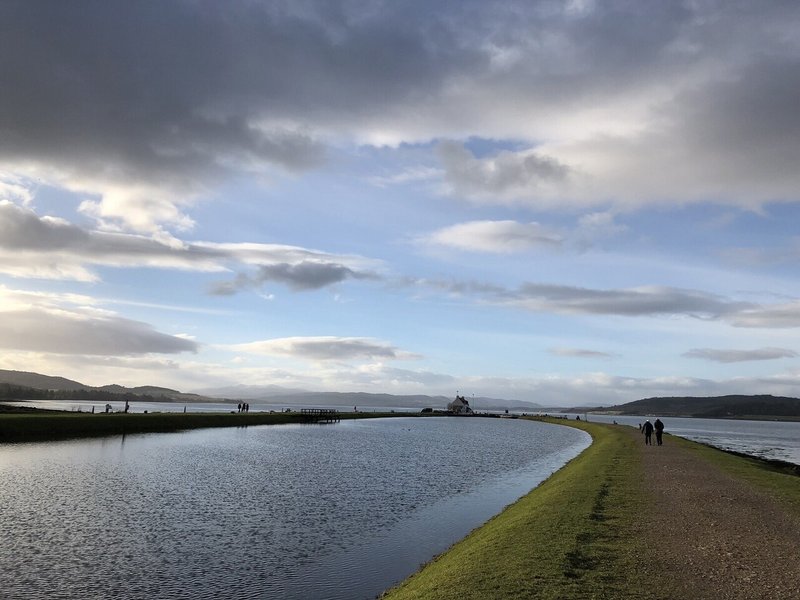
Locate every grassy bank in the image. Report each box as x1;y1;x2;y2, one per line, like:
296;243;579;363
382;418;647;599
0;409;398;443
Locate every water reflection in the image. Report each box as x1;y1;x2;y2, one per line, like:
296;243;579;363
0;417;588;600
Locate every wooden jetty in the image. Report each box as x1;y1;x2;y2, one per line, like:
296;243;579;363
299;408;341;423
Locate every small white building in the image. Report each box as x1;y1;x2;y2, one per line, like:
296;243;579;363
447;394;473;415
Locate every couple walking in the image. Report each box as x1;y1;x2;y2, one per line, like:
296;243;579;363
641;418;664;445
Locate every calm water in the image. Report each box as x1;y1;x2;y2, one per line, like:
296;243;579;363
564;413;800;465
9;399;799;464
0;417;589;600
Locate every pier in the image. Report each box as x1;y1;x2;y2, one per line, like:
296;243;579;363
299;408;340;423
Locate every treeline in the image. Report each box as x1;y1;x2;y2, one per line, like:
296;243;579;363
0;383;173;403
700;400;800;418
616;394;800;418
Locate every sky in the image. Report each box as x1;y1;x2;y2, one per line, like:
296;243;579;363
2;0;800;406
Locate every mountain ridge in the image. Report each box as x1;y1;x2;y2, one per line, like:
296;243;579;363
0;369;542;411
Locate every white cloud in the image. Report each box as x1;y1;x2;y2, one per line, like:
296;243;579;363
422;220;562;253
0;286;197;356
368;166;442;188
0;202;383;289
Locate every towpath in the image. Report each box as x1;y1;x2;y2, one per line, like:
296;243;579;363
626;427;800;600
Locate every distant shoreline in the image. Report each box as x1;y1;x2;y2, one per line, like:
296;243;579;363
0;406;408;443
583;409;800;422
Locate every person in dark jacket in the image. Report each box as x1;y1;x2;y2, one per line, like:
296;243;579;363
654;418;665;445
642;420;654;445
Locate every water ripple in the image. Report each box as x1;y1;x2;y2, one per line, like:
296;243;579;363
0;417;588;599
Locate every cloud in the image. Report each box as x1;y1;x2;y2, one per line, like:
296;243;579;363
229;336;418;361
411;277;800;329
368;166;442;188
419;214;627;254
209;260;381;294
437;142;570;202
0;287;197;356
421;220;562;253
501;283;752;319
0;202;382;288
549;347;616;359
727;302;800;328
256;261;378;290
683;347;798;363
2;1;798;227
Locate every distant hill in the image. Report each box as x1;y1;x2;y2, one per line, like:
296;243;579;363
0;369;541;411
0;370;212;402
594;395;800;419
0;369;89;391
195;386;543;411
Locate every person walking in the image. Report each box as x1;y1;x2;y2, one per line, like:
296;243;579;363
654;418;665;445
643;419;654;445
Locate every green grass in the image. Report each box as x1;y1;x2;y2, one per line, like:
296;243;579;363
0;409;401;442
382;419;647;600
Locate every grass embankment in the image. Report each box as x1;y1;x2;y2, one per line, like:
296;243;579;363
383;418;647;600
0;409;397;443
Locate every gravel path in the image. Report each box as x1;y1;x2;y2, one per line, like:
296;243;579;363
627;428;800;600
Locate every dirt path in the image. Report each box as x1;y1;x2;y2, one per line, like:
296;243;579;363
626;428;800;600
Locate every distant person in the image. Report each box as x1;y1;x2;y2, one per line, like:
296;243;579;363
237;402;242;413
124;400;130;414
654;418;665;445
642;420;654;445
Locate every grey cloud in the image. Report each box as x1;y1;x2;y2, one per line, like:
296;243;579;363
256;262;377;290
683;347;798;363
0;309;197;356
410;277;800;328
0;203;382;288
284;339;400;361
213;261;380;294
507;284;751;318
438;142;569;200
728;302;800;328
3;1;800;219
654;56;800;202
549;347;615;359
0;201;89;250
0;4;699;176
0;0;473;188
233;336;412;361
